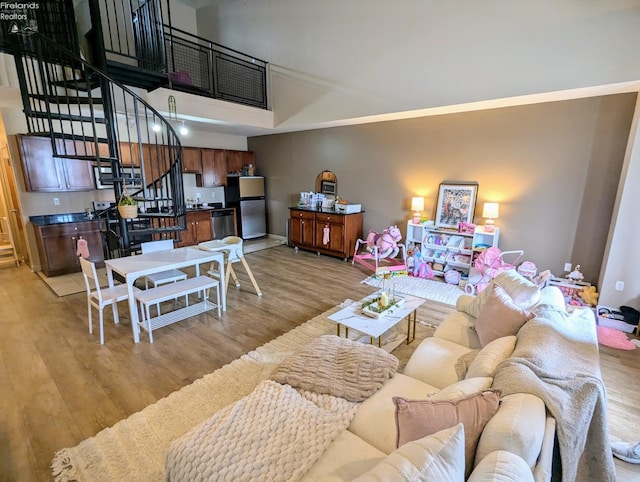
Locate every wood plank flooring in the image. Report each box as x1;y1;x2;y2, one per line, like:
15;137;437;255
0;245;639;481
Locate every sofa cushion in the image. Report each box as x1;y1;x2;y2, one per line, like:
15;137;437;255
475;393;546;469
430;377;494;401
468;450;534;482
353;424;466;482
349;373;439;454
466;336;517;379
474;285;534;346
394;390;501;475
434;310;482;348
464;271;540;319
403;337;476;389
270;334;398;402
301;430;385;481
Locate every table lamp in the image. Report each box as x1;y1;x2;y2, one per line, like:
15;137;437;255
482;202;499;232
411;197;424;224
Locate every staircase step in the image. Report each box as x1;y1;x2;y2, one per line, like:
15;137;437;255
26;111;107;124
28;94;103;105
27;132;110;144
50;78;100;91
126;226;185;236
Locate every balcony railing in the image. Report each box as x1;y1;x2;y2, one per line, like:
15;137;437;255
94;0;268;109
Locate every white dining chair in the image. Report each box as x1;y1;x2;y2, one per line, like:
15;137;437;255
141;239;188;288
80;257;140;344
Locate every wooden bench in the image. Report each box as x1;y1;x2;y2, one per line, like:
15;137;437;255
134;276;220;343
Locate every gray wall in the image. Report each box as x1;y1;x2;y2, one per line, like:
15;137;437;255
249;93;636;284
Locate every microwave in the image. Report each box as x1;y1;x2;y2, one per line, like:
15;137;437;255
320;180;337;195
94;166;143;190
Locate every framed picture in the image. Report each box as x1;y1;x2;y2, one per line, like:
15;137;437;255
434;182;478;229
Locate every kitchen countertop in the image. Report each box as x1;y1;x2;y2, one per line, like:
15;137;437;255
30;207;235;226
29;213;101;226
289;206;364;214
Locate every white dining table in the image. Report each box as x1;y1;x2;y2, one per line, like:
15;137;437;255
104;246;226;343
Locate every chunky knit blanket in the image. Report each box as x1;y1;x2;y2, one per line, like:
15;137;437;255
492;306;616;482
165;380;357;481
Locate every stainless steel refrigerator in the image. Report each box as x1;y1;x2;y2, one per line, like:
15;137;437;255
225;176;266;239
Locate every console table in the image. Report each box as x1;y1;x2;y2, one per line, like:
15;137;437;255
289;207;363;260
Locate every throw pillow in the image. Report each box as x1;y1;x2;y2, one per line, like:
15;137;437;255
455;350;480;380
394;390;501;476
465;336;517;378
474;285;534;347
464;271;540;319
270;335;398;402
468;450;535;482
354;424;466;482
430;377;494;401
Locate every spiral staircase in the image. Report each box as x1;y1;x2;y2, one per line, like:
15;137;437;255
7;29;186;254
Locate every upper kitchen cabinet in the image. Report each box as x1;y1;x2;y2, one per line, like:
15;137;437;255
17;135;95;192
182;147;202;174
201;148;227;187
226;150;256;175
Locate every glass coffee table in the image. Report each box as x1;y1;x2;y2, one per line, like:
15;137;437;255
328;292;425;347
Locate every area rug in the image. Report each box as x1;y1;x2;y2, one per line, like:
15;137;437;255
362;274;464;307
38;268;109;297
596;325;636;350
51;301;450;481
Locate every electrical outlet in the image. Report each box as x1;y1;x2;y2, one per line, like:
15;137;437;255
564;263;572;272
53;197;60;206
615;281;625;291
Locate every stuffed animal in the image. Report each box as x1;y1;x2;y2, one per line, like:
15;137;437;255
579;286;599;306
417;261;434;279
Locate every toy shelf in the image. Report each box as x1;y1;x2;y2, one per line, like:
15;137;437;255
405;221;500;279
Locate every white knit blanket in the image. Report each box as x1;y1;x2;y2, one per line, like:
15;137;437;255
165;380;358;481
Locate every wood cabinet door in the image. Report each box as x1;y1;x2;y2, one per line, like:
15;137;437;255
290;216;314;247
201;149;227;187
117;142;142;167
315;221;344;253
226;150;243;174
193;211;213;243
182;147;202;173
42;233;79;272
18;136;63;191
242;151;255;170
60;158;94;191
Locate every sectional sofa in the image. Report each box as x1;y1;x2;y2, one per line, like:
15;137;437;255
167;271;614;481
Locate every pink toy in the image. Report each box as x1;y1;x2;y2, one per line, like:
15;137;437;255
365;225;402;259
353;225;407;276
418;261;434;279
465;247;524;295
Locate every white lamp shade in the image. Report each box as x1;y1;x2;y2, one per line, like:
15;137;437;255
482;202;500;219
411;197;425;212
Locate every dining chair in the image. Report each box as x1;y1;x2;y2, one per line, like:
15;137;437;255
206;236;262;296
79;257;139;344
140;239;188;288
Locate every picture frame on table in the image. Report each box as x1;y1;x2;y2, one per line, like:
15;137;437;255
434;181;478;229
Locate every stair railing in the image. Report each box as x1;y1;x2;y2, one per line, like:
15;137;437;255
11;30;186;251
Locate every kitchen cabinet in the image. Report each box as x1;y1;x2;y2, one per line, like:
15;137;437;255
289;208;363;260
176;210;213;247
182;147;202;173
18;135;94;192
226;150;255;174
201;149;227;187
33;220;104;276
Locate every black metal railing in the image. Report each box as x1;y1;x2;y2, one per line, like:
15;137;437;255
90;0;268;109
12;30;186;251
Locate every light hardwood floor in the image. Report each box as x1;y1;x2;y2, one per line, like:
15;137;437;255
0;245;639;481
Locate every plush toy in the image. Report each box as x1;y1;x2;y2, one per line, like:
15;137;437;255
417;261;434;279
567;265;584;283
579;285;599;306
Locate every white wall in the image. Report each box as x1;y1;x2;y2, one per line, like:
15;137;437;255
197;0;640;130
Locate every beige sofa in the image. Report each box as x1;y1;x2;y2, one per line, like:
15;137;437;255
168;271;602;481
301;274;593;481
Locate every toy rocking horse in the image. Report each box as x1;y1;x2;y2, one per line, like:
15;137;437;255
352;225;407;276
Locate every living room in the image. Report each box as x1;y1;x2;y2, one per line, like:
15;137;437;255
0;1;640;481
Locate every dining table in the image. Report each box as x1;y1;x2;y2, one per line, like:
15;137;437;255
104;246;226;343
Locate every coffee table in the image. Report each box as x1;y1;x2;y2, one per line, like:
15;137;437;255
328;292;425;347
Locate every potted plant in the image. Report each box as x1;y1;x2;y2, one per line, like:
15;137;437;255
117;193;138;219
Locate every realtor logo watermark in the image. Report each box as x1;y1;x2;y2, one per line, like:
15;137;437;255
1;1;39;34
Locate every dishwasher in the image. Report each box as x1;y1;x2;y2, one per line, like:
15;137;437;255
211;209;236;239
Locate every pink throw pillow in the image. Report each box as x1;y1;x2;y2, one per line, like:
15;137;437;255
394;390;501;476
474;284;534;347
